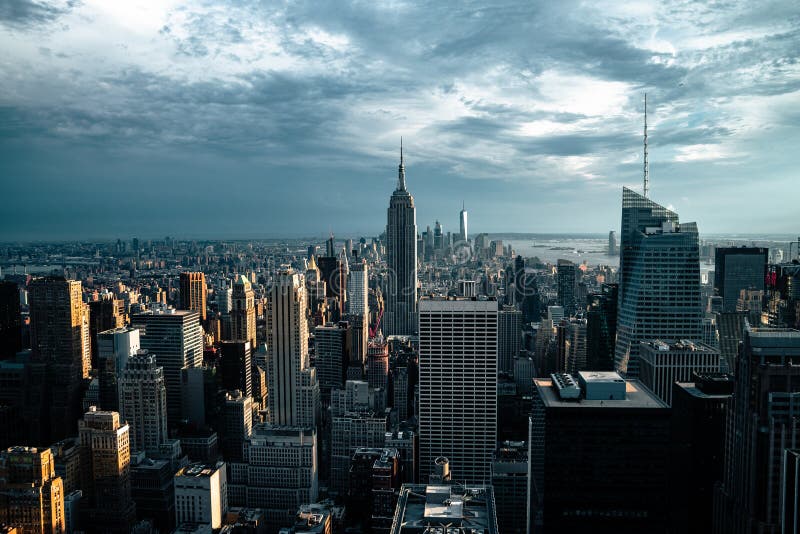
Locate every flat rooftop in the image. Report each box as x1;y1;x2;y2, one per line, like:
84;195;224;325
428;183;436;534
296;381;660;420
534;378;667;409
390;484;497;534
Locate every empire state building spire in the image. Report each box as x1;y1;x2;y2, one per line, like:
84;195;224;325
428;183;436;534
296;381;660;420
398;137;406;191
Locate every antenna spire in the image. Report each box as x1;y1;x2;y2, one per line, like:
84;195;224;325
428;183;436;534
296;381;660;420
643;93;649;198
397;137;406;191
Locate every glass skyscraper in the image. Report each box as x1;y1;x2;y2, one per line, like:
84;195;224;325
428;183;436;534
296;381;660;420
614;187;703;378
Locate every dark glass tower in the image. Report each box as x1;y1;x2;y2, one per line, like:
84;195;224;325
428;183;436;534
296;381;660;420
615;187;702;378
385;142;418;336
713;247;768;312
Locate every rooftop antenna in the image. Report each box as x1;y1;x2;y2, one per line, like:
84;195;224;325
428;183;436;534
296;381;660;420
398;137;406;191
643;93;649;198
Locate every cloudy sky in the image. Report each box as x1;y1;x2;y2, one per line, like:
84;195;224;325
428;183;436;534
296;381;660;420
1;0;798;240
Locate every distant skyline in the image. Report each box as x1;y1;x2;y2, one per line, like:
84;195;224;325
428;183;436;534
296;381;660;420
1;1;799;240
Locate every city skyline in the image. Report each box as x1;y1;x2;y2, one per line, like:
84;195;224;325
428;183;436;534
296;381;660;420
2;1;800;240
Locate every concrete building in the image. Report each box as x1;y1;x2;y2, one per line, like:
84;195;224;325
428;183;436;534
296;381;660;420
221;391;253;463
418;298;498;484
131;309;203;429
0;446;65;534
491;441;528;534
219;341;253;398
638;339;722;406
174;462;227;530
119;350;169;454
180;272;207;322
389;484;498;534
97;326;141;412
314;322;351;402
131;454;176;533
231;275;257;350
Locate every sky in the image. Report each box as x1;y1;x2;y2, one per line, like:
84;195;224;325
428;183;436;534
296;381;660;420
1;0;799;241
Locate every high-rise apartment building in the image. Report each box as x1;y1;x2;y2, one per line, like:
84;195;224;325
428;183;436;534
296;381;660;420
615;187;702;379
119;350;168;454
266;269;319;428
385;144;418;336
131;309;203;429
418;298;497;484
0;446;65;534
27;277;91;445
78;408;136;533
179;272;207;322
714;326;800;533
97;326;140;412
714;247;768;313
230;275;256;349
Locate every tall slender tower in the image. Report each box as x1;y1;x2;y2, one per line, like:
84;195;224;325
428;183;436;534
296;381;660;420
231;275;256;349
643;93;649;198
119;350;168;455
459;201;468;242
385;140;418;336
179;272;207;321
266;269;319;428
0;446;66;534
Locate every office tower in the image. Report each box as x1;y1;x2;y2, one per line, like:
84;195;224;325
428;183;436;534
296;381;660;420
0;281;21;359
670;374;733;534
349;259;369;363
433;220;443;250
78;408;136;533
179;272;207;321
714;326;800;533
219;340;252;398
391;365;409;422
330;380;388;494
348;447;401;531
714;247;768;313
27;277;91;445
87;296;123;367
228;426;318;530
97;326;140;412
498;305;522;375
118;350;168;454
131;309;203;429
783;449;800;534
216;282;233;341
385;143;418;337
563;318;587;374
615;187;702;379
326;234;336;258
390;483;498;534
715;311;746;374
418;298;497;484
586;283;618;371
608;230;617;255
174;462;227;530
221;390;253;462
491;442;528;534
0;446;65;534
736;288;764;326
230;275;256;349
385;430;417;485
317;256;348;317
530;372;670;533
639;340;721;406
519;269;541;323
315;322;351;402
131;455;176;533
459;202;468;242
50;438;81;495
556;260;577;316
367;339;389;390
266;269;319;428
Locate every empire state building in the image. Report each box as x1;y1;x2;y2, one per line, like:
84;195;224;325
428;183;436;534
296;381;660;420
385;141;418;336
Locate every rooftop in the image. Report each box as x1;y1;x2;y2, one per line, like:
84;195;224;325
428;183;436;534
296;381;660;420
176;461;224;478
534;378;667;409
390;484;497;534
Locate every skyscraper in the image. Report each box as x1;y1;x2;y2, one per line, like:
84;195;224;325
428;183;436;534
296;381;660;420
174;462;228;529
179;272;207;321
119;350;168;454
615;187;702;379
314;321;351;402
87;295;124;366
219;340;253;398
385;142;418;336
586;283;618;371
131;309;203;429
498;305;521;375
0;446;65;534
418;298;497;484
459;201;468;242
97;326;140;412
265;269;318;428
714;325;800;533
27;277;91;445
713;247;768;313
0;281;21;359
608;230;617;256
230;275;256;350
638;340;722;406
78;408;136;533
347;259;369;364
556;260;576;316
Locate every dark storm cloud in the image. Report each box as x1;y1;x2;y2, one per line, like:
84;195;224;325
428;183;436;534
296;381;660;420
0;0;799;238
